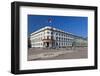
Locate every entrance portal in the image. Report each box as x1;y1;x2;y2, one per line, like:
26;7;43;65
46;42;49;47
43;39;55;48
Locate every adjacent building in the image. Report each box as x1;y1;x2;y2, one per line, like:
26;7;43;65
29;26;87;48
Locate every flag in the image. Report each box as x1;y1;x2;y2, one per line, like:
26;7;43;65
48;18;52;23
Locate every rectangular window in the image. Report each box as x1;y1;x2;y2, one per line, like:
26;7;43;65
47;36;49;39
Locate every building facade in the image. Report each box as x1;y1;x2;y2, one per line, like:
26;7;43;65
29;26;87;48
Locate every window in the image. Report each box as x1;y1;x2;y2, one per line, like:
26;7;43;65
51;36;53;39
62;34;63;36
62;38;63;41
59;38;60;41
47;31;50;34
59;33;60;36
51;32;53;34
56;37;58;40
64;38;65;41
47;36;49;39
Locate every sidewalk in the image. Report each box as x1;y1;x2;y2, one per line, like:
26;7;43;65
28;47;88;61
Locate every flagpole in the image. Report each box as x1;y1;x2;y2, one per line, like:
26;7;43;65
48;18;53;48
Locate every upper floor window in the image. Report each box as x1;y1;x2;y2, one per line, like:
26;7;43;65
47;31;50;34
59;38;60;41
59;33;60;36
56;37;58;40
51;32;53;34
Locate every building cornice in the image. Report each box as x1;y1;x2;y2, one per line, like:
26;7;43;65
30;26;86;40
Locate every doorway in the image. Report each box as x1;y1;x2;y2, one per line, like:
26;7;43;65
46;42;49;47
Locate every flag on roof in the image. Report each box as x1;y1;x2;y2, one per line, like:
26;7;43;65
48;18;52;23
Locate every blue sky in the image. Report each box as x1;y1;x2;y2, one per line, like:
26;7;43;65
28;15;88;38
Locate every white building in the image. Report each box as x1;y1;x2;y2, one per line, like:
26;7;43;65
29;26;87;48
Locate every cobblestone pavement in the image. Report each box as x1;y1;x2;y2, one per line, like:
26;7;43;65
28;47;88;61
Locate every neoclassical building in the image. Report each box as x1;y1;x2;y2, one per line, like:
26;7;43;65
29;26;87;48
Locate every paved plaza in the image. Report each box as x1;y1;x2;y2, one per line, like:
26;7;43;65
28;47;88;61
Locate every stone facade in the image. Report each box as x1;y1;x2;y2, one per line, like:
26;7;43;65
29;26;87;48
